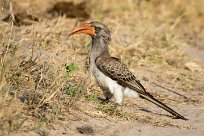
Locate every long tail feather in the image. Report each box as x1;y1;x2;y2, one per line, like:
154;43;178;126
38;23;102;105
140;93;188;120
124;81;188;120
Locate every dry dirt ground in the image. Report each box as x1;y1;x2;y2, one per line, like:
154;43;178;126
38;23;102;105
0;0;204;136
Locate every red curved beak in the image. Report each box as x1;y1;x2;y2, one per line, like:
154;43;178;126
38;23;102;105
69;23;96;36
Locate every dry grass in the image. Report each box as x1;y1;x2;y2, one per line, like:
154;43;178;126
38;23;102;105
0;0;204;135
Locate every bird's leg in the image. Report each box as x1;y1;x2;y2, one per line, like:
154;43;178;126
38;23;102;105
97;91;113;104
102;91;113;104
101;97;110;104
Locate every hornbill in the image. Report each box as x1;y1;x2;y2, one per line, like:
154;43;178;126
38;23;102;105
69;21;188;120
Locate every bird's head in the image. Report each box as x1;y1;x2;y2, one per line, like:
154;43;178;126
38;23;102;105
69;22;111;44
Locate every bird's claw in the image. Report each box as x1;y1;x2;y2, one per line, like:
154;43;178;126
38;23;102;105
101;98;110;104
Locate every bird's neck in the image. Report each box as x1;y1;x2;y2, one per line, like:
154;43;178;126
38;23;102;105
89;37;110;67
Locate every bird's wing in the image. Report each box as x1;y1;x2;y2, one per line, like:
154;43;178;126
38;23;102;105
96;55;188;120
95;56;148;95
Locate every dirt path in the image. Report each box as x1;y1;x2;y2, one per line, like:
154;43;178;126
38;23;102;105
12;101;202;136
11;102;204;136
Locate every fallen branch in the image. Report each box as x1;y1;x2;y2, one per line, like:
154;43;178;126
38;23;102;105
151;81;190;100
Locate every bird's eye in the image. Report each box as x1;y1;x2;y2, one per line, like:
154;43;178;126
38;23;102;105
95;27;101;32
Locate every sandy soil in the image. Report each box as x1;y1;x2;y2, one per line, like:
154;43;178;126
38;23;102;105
11;100;204;136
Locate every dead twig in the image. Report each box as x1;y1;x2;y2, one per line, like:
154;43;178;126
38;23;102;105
151;81;190;100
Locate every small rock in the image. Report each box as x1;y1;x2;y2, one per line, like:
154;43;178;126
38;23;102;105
184;62;202;72
77;125;94;135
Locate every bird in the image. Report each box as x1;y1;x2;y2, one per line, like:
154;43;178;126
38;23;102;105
69;21;188;120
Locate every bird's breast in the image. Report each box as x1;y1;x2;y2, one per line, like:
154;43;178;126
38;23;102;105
91;66;115;93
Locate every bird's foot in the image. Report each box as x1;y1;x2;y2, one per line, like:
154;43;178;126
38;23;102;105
97;97;110;104
101;98;110;104
114;103;123;110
